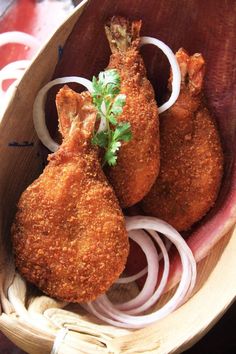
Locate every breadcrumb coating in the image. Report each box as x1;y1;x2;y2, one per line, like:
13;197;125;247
104;16;160;208
142;48;223;231
12;87;129;303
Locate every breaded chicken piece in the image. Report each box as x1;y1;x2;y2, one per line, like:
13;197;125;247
141;48;223;231
12;86;129;303
104;16;160;208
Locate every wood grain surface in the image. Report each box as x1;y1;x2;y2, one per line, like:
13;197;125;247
0;1;236;353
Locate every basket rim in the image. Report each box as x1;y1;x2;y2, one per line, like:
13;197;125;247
0;230;235;354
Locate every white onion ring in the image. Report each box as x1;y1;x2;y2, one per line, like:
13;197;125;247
117;229;170;314
0;60;30;72
0;31;40;52
0;61;30;95
0;32;39;112
87;216;196;329
116;231;172;285
33;77;93;152
0;63;29;115
33;36;180;150
0;69;24;95
115;267;147;284
140;36;181;114
0;79;19;117
116;230;159;311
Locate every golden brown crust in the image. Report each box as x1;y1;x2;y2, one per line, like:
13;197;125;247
105;17;160;208
12;87;129;303
141;49;223;231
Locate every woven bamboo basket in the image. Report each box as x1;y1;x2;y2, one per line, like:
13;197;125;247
0;0;236;353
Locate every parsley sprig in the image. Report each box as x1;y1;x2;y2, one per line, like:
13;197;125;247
91;69;132;166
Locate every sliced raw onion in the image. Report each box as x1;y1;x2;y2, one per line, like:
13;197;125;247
117;230;159;310
86;216;196;329
0;64;28;115
0;61;30;94
116;229;169;314
0;32;39;110
33;77;93;152
140;36;181;114
0;69;24;95
0;61;30;89
115;267;147;284
33;36;180;150
0;60;30;72
116;230;172;285
0;31;40;52
0;80;19;117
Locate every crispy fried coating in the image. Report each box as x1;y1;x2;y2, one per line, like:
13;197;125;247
12;86;129;303
104;16;160;208
141;48;223;231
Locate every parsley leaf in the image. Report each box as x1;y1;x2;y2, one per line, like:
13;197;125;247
111;94;126;116
104;150;118;166
113;122;132;142
91;131;108;148
91;69;132;166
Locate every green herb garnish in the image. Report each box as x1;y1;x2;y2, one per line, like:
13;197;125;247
91;69;132;167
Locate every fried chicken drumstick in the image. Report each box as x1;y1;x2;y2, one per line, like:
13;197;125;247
12;86;129;303
142;48;223;231
104;16;160;208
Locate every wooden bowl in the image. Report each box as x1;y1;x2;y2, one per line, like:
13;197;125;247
0;1;235;353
